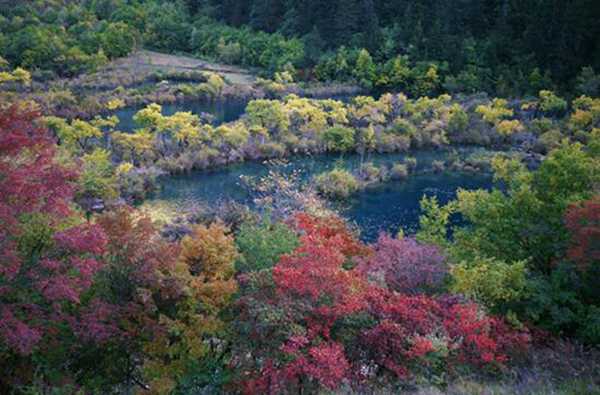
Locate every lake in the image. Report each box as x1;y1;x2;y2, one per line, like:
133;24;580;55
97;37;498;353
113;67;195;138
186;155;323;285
148;148;495;241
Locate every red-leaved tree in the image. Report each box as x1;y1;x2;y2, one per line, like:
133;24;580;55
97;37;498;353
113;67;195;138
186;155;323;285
358;234;448;294
234;214;530;394
565;196;600;271
0;106;108;388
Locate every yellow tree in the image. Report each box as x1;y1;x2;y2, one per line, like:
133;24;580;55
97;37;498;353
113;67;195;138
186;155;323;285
111;130;154;165
44;116;103;153
143;222;239;393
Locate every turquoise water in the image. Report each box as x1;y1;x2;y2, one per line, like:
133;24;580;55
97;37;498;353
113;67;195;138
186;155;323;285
150;148;495;241
114;98;495;240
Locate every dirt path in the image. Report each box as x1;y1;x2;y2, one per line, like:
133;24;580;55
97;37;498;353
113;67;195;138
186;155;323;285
107;50;257;85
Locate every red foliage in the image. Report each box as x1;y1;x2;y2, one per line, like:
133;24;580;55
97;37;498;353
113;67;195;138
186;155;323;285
93;207;184;341
291;212;371;258
363;290;530;378
274;214;370;336
358;234;447;294
238;214;530;392
0;106;107;357
565;197;600;270
443;303;529;366
243;341;350;394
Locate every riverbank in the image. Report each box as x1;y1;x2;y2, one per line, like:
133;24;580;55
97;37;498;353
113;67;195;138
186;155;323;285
0;50;364;120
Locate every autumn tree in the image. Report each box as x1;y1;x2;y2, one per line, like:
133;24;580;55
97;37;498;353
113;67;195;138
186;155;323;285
142;222;239;393
0;106;109;390
565;197;600;271
358;234;448;294
233;214;528;393
92;207;187;392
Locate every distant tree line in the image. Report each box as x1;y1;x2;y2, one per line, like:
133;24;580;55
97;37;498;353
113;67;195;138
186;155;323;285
191;0;600;95
1;0;599;96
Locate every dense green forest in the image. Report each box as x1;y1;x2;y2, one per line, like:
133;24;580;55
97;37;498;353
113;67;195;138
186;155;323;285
206;0;600;91
1;0;600;95
1;1;599;394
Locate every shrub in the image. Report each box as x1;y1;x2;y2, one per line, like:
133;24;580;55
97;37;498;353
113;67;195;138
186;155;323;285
314;168;359;199
216;38;242;64
432;160;446;173
576;66;600;97
390;163;409;180
564;197;600;271
476;98;513;124
116;166;161;202
538;90;568;116
496;119;523;136
391;118;416;135
360;162;383;182
322;125;355;153
235;219;299;273
404;157;418;172
359;235;448;294
448;104;469;135
451;257;528;310
76;148;117;202
235;214;530;393
200;72;225;97
537;129;564;153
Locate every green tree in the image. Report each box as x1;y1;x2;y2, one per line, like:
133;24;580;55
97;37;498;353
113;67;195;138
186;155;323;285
235;219;299;273
322;125;355;154
353;49;376;89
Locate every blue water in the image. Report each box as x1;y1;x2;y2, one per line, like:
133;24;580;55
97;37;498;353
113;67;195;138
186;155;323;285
150;149;495;241
113;98;496;240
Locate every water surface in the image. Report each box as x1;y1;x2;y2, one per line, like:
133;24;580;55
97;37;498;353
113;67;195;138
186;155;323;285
150;149;494;241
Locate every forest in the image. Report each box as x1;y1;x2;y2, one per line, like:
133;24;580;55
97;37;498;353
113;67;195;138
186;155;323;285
0;0;599;394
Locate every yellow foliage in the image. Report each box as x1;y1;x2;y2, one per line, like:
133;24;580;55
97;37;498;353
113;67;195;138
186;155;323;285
318;99;349;125
451;257;528;308
0;67;31;84
569;96;600;132
133;103;164;129
496;119;523;136
179;222;239;314
284;95;328;134
115;162;134;175
215;122;250;147
349;96;387;124
475;98;513;125
112;130;154;163
106;98;125;110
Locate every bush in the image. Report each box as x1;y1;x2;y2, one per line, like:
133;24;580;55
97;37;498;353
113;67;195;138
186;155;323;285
576;66;600;97
536;129;564;153
404;157;418;172
314;168;359;199
390;118;416;135
116;166;162;202
390;163;409;180
448;104;469;135
322;125;355;152
235;219;299;273
451;257;528;311
360;162;383;183
359;235;448;294
538;90;568;116
432;160;446;173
